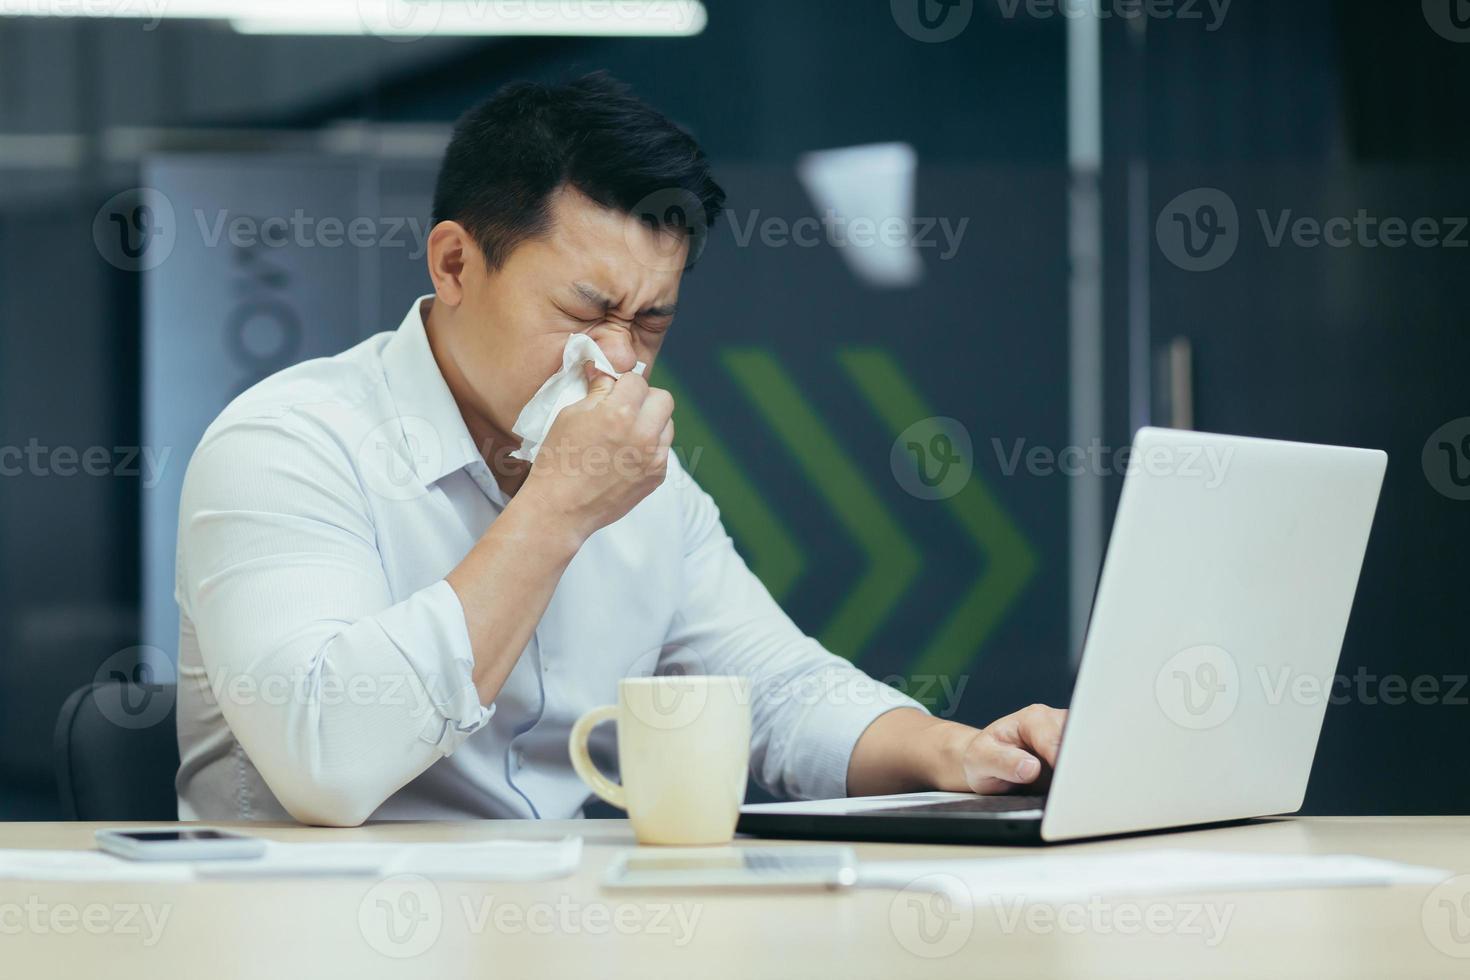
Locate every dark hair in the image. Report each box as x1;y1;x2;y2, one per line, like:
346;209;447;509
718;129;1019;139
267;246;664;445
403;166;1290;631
431;71;726;271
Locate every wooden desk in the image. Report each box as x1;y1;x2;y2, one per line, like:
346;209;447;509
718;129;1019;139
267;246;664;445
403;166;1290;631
1;817;1467;978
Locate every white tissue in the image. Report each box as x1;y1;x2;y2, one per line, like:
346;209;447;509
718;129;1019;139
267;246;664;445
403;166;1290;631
510;334;646;463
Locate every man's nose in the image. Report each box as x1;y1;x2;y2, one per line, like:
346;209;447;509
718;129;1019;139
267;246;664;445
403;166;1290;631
587;324;639;374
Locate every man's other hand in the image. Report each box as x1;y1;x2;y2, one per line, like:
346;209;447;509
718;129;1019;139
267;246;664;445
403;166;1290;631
847;704;1069;798
955;703;1068;794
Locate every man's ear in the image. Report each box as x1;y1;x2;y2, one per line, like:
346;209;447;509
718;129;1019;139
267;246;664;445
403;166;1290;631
426;220;474;305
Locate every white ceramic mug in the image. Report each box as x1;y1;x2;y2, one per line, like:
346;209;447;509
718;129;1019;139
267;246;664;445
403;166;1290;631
568;675;751;845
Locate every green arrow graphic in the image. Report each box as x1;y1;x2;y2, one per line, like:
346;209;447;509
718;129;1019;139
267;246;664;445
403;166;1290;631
840;349;1037;679
723;349;920;661
656;366;805;601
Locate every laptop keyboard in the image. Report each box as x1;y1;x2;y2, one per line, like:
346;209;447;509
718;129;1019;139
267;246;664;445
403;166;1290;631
853;795;1046;817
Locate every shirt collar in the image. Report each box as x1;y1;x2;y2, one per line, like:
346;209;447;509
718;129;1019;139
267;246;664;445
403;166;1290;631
378;295;483;487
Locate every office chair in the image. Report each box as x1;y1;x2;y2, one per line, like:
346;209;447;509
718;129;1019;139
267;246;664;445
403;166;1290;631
53;681;179;821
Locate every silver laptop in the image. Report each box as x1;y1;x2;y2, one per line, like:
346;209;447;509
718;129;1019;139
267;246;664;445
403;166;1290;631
738;428;1387;845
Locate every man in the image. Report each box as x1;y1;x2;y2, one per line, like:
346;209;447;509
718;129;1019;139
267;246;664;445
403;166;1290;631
175;72;1066;826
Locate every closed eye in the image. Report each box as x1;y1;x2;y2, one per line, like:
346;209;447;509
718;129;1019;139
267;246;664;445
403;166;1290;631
637;315;674;334
554;303;602;325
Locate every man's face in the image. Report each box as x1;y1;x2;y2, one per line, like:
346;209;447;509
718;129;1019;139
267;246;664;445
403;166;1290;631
445;185;690;436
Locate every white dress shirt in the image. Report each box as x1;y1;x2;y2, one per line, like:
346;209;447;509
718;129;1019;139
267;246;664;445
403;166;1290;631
175;297;922;825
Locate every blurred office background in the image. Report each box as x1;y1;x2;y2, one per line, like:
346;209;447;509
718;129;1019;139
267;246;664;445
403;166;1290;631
1;0;1466;818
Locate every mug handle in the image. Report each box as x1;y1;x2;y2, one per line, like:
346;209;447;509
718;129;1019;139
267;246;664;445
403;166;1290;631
568;705;626;810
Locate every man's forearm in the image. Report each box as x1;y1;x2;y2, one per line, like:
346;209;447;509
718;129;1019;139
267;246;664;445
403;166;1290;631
446;492;584;704
846;708;974;796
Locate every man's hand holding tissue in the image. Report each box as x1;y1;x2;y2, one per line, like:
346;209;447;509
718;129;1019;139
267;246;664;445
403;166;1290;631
520;363;675;543
444;362;674;705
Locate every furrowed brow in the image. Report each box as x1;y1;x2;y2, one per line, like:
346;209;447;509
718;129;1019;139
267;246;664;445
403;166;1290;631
573;281;676;318
572;282;613;310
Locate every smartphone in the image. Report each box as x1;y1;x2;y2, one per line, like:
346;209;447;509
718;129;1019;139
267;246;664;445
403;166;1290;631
603;846;858;890
95;827;267;862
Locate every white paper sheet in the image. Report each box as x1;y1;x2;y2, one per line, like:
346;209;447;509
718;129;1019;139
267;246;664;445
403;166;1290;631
858;848;1449;904
0;848;194;883
0;836;582;883
740;791;1043;817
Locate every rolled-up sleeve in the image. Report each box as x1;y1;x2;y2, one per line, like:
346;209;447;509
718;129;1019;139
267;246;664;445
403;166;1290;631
177;412;491;827
659;464;926;801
